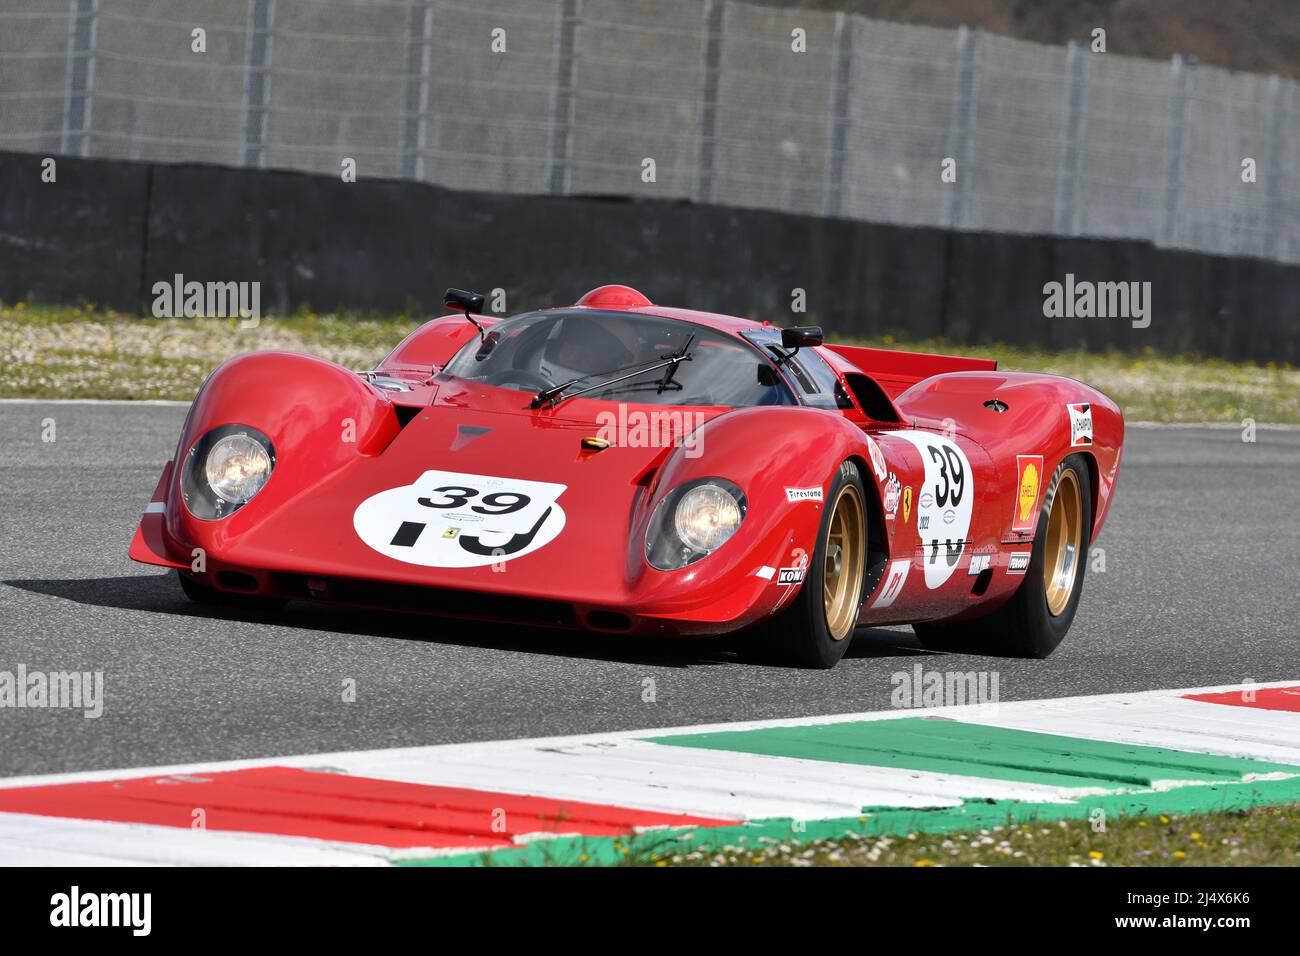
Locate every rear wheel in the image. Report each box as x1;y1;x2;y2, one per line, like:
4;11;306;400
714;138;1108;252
913;454;1091;658
176;571;287;612
755;460;868;668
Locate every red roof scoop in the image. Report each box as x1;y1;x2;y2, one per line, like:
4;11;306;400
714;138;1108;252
575;285;652;309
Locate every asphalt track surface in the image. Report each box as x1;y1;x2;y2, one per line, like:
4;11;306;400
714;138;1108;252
1;402;1297;777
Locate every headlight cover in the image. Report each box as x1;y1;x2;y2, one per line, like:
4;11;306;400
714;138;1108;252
646;478;747;570
181;424;276;520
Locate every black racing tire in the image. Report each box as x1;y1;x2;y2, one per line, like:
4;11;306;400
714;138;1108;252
750;460;868;669
176;571;287;613
913;454;1092;659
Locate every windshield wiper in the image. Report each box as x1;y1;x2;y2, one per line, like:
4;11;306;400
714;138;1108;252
530;336;696;409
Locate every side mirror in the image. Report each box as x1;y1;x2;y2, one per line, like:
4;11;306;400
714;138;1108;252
781;326;823;349
444;288;486;315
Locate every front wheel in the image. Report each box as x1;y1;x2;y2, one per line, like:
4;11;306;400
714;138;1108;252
913;454;1092;659
753;460;868;668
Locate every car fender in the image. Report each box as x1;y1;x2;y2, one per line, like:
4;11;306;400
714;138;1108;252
627;406;886;624
165;351;400;559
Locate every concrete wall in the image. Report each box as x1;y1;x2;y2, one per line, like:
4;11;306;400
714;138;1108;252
3;150;1296;363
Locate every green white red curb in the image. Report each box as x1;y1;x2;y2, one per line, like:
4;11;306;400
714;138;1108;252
0;681;1297;866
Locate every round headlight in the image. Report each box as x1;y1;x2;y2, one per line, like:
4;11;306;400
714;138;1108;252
205;434;272;503
674;483;743;554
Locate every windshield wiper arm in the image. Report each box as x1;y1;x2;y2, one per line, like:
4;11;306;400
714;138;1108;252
530;377;584;409
530;341;695;410
657;332;695;394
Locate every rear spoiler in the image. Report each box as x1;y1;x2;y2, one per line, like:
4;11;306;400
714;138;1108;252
825;345;997;400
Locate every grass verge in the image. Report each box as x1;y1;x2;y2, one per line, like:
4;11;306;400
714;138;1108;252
653;803;1300;867
2;304;1298;422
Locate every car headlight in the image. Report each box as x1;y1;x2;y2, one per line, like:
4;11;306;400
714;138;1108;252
205;434;272;503
674;484;743;553
646;478;746;570
181;425;276;520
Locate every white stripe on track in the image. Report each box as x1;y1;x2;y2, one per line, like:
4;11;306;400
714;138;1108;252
0;812;390;867
974;695;1300;765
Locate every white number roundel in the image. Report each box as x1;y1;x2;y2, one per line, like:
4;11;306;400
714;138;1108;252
354;469;567;568
891;432;974;589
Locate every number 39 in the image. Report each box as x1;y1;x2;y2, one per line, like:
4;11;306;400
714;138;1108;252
927;445;965;508
417;485;531;515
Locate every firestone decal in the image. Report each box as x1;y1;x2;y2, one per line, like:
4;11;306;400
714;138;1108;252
354;469;567;568
785;487;824;502
891;431;975;589
1068;402;1093;447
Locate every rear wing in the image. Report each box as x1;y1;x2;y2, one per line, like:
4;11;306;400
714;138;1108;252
825;345;997;400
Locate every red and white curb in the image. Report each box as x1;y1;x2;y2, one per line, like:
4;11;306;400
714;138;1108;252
0;681;1297;866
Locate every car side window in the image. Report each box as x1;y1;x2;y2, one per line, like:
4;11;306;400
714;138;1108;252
783;349;849;410
740;329;849;410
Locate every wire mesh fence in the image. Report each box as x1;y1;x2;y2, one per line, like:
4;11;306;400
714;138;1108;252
1;0;1295;264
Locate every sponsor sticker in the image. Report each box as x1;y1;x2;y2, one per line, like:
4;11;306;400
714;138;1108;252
883;473;901;519
968;553;992;575
871;558;911;609
786;487;824;502
1068;402;1093;447
354;469;566;568
771;547;810;611
866;435;889;482
1008;552;1031;574
1012;454;1043;532
901;486;913;524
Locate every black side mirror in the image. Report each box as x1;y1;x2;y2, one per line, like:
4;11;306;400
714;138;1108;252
781;326;823;349
445;288;486;315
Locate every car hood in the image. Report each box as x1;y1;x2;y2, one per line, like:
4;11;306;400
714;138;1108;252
195;399;724;604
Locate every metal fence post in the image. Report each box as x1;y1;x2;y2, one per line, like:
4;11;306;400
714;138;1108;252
695;0;726;203
547;0;580;195
62;0;98;157
944;25;981;230
1264;74;1292;261
1160;53;1194;247
242;0;276;168
402;0;434;181
823;12;855;218
1053;40;1089;236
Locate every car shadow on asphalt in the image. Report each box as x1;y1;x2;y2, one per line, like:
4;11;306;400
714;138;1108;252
4;573;937;670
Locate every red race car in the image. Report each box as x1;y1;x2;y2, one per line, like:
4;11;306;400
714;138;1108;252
130;284;1123;668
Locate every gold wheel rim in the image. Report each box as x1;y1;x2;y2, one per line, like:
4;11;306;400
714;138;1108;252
823;482;866;641
1043;469;1082;616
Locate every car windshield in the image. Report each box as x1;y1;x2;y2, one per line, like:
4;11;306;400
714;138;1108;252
442;309;796;407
